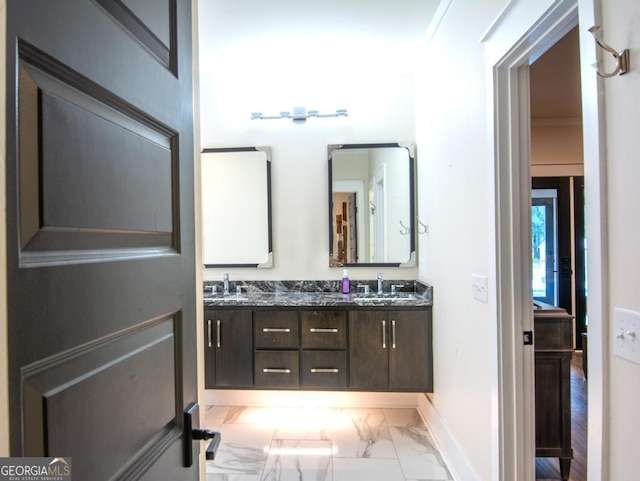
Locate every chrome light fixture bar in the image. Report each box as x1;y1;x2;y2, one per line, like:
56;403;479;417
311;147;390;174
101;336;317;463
251;107;348;122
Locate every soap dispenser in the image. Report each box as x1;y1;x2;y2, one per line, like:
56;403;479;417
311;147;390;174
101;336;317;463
342;269;350;294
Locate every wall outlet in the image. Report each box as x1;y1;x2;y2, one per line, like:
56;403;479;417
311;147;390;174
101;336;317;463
614;308;640;364
471;274;488;303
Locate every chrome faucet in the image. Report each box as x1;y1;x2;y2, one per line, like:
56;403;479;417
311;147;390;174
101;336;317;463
377;272;384;295
223;273;229;296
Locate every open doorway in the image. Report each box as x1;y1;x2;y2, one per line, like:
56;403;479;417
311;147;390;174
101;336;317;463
491;1;607;480
529;26;587;481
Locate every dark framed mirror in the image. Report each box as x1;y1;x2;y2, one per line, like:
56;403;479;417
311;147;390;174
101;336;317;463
328;142;416;267
201;146;273;268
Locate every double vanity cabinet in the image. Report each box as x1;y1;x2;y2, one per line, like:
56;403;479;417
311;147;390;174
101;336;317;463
203;281;433;393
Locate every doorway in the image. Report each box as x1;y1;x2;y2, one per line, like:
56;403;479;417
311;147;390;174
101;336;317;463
491;1;606;480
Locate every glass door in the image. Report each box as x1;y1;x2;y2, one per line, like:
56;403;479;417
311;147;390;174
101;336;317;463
532;189;558;305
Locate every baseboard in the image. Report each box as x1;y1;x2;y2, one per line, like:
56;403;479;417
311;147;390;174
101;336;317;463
204;389;420;408
417;393;480;481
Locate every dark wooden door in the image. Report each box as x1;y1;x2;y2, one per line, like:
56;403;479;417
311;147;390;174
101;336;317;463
6;1;198;479
388;310;433;391
348;311;388;389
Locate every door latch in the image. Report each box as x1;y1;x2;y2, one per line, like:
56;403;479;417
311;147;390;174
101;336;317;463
184;403;222;467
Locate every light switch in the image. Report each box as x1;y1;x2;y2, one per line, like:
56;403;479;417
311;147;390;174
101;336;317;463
471;274;488;303
614;308;640;364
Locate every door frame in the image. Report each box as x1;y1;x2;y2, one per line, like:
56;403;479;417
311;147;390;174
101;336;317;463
1;0;8;456
489;0;607;480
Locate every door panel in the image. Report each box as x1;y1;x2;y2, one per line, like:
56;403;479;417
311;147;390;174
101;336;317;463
6;1;197;479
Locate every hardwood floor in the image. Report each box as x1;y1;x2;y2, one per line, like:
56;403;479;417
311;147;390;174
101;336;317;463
536;350;587;481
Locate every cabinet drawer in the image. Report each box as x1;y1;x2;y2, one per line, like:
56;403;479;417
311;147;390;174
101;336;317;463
301;351;347;388
301;310;347;349
255;311;299;348
255;350;299;388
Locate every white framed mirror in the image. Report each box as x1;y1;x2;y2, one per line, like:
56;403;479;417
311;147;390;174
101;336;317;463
201;146;273;268
328;143;416;267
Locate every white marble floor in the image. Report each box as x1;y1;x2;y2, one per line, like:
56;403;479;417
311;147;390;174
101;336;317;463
204;405;453;481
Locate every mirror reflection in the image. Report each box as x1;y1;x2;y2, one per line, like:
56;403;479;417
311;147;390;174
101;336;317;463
201;147;273;268
328;143;416;267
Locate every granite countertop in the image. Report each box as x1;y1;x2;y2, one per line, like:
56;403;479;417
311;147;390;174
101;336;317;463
202;280;433;308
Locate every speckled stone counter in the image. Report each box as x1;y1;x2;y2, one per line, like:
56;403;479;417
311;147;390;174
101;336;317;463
202;279;432;307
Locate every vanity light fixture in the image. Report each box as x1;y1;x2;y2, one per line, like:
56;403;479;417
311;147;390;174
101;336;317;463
251;106;348;122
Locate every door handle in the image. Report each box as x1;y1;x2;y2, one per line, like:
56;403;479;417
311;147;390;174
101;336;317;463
184;403;221;467
382;320;386;349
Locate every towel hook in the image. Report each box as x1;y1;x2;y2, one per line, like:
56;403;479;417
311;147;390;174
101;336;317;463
417;217;428;235
588;26;630;78
399;220;411;235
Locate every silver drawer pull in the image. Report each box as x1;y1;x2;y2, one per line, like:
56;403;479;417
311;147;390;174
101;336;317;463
310;368;339;373
309;328;338;333
216;320;221;348
262;328;291;333
207;319;212;348
382;320;386;349
262;368;291;373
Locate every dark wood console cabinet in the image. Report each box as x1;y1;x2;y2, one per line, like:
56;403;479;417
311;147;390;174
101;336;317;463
534;303;573;480
204;305;432;392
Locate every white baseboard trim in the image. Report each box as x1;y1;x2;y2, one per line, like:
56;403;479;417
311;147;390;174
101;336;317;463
204;389;420;408
418;393;480;481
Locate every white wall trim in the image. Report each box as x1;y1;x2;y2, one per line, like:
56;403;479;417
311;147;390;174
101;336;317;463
487;1;580;480
418;394;481;481
481;0;517;42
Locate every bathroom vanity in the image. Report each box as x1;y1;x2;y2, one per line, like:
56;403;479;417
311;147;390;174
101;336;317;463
203;280;433;393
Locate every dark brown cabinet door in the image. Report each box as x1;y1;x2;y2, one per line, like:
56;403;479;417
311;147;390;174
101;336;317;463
349;309;433;391
6;1;197;478
211;310;254;387
348;310;389;389
388;310;433;391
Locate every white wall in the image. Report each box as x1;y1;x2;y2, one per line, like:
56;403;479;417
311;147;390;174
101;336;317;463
415;1;505;479
601;1;640;480
199;66;418;281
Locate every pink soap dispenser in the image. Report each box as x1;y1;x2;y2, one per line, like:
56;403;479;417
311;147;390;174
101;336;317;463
342;269;350;294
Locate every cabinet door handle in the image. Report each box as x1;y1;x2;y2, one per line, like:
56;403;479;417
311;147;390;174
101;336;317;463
262;328;291;333
309;328;338;333
310;368;339;373
207;320;212;348
262;368;291;373
216;320;221;348
391;319;396;349
382;320;386;349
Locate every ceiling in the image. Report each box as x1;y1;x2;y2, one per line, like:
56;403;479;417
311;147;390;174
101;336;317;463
197;0;441;77
530;26;582;119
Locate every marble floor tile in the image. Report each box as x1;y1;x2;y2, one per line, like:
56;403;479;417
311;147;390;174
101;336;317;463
332;457;405;481
204;405;232;431
261;440;332;481
207;424;274;476
383;408;427;429
332;410;396;459
204;406;454;481
390;426;453;480
207;475;262;481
